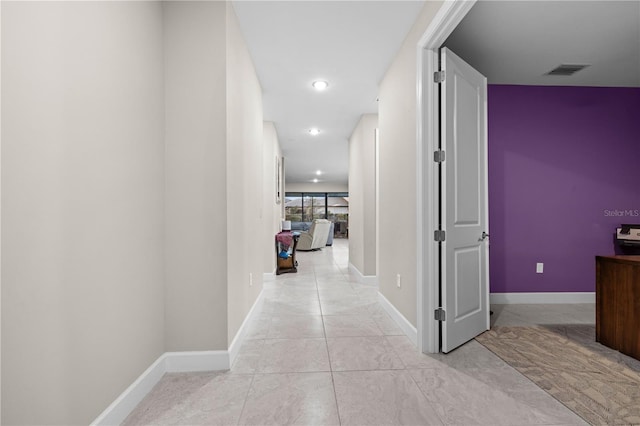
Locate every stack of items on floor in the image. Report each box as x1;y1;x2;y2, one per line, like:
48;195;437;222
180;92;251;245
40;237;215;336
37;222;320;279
275;221;298;274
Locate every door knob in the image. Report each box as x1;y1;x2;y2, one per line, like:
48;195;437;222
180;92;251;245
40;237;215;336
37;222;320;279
481;232;489;241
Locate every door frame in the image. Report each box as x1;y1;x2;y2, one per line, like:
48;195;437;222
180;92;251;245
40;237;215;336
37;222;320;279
415;0;476;354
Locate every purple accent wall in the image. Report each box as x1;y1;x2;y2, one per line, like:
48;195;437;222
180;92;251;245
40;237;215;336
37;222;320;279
488;85;640;293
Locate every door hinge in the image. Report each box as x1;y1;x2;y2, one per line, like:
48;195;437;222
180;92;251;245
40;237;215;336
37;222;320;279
434;230;446;242
434;70;445;83
434;150;445;163
434;308;446;321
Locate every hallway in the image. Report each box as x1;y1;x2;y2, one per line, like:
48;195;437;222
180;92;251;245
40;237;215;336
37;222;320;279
124;240;585;425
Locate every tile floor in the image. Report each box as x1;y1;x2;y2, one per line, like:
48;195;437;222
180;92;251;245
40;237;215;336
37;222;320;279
124;239;592;425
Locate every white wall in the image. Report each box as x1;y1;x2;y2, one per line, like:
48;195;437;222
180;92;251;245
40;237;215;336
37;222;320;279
2;3;165;424
0;3;3;421
2;2;268;423
378;2;444;327
0;0;434;422
286;182;348;193
225;2;264;344
263;122;283;275
163;1;228;351
348;114;378;277
163;1;265;351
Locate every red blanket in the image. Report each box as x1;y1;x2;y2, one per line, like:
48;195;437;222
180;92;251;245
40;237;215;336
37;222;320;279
276;231;293;249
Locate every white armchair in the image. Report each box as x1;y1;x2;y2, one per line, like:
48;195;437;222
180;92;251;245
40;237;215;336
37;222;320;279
296;219;332;251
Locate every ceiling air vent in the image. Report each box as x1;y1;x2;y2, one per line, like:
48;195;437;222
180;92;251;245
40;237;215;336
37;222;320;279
545;64;589;76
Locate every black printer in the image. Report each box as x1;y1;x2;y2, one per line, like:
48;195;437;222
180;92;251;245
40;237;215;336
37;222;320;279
616;224;640;248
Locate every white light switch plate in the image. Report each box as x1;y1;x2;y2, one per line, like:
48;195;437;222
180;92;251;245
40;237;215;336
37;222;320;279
536;263;544;274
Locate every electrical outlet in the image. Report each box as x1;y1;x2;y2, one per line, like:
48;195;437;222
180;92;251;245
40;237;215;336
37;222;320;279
396;274;402;288
536;263;544;274
249;272;253;286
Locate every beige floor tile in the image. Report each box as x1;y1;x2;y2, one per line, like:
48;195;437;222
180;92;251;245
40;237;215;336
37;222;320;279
238;372;340;426
124;242;599;426
319;295;375;316
327;336;405;371
315;277;353;289
314;267;344;276
351;285;379;302
333;370;443;425
317;286;357;299
261;288;281;301
230;339;265;374
262;298;322;315
462;366;588;425
277;287;319;302
244;316;271;340
123;372;253;426
371;311;405;335
427;339;508;369
385;335;443;369
408;367;586;425
267;314;325;338
277;275;318;289
366;302;391;316
322;314;383;337
257;338;330;373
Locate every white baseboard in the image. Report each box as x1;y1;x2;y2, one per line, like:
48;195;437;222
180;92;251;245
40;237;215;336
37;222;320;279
378;291;418;346
263;271;275;282
228;289;265;365
92;350;230;426
490;292;595;304
164;351;229;373
348;263;378;286
91;354;168;426
93;289;266;426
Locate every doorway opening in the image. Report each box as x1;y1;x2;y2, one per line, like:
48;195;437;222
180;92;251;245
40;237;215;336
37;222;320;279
415;0;480;354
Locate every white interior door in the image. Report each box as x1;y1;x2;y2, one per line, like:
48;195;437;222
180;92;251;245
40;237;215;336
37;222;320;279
439;47;489;353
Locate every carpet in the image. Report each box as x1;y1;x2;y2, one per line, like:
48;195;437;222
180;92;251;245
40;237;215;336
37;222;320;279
475;325;640;425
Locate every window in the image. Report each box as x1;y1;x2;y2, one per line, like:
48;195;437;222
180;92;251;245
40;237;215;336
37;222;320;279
327;193;349;237
284;193;303;222
311;195;326;220
284;192;349;237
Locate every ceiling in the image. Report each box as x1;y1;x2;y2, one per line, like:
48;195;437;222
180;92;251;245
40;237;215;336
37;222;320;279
233;0;640;188
232;1;425;185
444;1;640;88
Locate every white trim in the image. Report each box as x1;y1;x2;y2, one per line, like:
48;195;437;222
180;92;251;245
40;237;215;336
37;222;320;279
0;2;3;418
416;46;439;355
378;292;418;346
490;292;595;305
263;271;275;282
417;0;476;49
228;289;265;365
375;128;380;288
93;289;266;425
91;354;168;426
164;351;229;373
416;0;476;354
92;349;232;426
348;263;378;286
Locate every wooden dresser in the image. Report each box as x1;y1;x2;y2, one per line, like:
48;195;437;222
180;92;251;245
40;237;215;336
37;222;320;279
596;255;640;361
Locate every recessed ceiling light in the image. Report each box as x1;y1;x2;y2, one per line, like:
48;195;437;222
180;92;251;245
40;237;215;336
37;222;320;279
309;128;320;136
316;170;322;176
312;178;319;183
312;80;329;91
